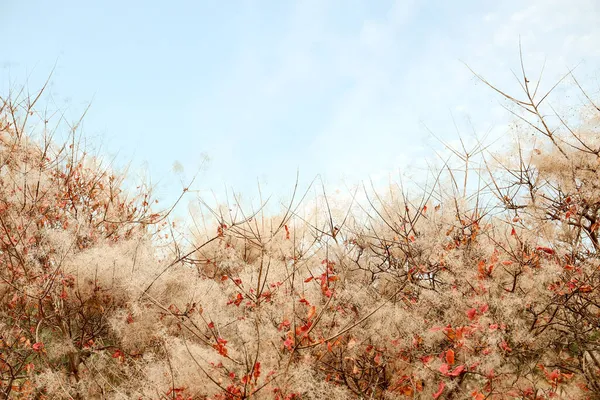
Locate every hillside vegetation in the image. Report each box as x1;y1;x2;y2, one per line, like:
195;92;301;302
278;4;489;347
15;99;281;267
1;67;600;399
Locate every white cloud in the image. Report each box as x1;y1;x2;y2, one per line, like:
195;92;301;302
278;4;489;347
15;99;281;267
187;0;600;204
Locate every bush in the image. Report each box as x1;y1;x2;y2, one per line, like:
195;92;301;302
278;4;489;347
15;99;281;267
1;63;599;399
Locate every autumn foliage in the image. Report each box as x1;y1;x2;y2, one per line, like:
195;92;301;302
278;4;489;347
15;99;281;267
1;66;600;399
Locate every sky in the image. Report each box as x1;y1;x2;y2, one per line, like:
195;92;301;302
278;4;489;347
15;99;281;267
2;0;600;213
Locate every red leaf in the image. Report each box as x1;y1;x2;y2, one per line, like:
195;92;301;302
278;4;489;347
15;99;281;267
213;337;228;356
278;319;291;331
166;387;185;396
253;362;261;379
449;365;465;377
439;363;450;375
545;369;561;381
234;293;243;306
536;246;555;255
304;276;314;283
32;342;44;352
112;349;124;359
440;363;466;377
433;381;446;399
500;341;512;352
466;308;477;320
374;353;383;365
283;337;294;351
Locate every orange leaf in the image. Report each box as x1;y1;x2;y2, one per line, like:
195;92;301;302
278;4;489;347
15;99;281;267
472;391;485;400
446;349;455;365
307;306;316;320
579;284;593;293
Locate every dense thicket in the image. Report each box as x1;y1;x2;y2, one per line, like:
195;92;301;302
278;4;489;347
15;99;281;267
1;68;600;399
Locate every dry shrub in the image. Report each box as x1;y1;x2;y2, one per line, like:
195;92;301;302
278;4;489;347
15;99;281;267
1;60;600;400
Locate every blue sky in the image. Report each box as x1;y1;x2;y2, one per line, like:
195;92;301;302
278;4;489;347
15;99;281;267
2;0;600;212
